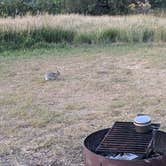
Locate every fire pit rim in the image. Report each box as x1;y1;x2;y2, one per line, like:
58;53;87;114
84;128;166;163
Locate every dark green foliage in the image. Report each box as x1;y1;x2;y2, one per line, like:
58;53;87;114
64;0;94;14
160;29;166;42
99;29;120;42
0;28;75;50
131;30;142;42
1;26;165;51
64;0;166;15
30;28;74;43
75;33;96;44
149;0;166;8
108;0;131;15
143;29;154;42
0;0;62;17
0;0;165;16
64;0;132;15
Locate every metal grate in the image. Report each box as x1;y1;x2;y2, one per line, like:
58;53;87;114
96;122;153;155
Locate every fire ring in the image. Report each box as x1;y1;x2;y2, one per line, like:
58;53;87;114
83;125;166;166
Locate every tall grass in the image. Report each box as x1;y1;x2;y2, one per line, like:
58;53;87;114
0;14;166;49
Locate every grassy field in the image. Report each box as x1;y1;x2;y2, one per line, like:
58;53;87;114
0;44;166;165
1;14;166;50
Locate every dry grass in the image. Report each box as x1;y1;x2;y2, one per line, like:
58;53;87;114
0;14;165;32
0;44;166;165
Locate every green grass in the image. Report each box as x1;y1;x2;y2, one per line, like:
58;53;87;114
0;27;75;50
0;27;165;51
0;43;155;58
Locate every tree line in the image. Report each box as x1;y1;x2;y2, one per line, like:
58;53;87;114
0;0;165;17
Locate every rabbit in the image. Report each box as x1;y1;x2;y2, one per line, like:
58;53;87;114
44;70;60;81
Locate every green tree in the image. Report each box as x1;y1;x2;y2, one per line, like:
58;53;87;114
63;0;133;15
64;0;96;14
149;0;166;8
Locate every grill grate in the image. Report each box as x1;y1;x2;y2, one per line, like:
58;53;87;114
96;122;153;155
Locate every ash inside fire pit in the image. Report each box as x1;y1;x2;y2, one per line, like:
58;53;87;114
106;153;139;160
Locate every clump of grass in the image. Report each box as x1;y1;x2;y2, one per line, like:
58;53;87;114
143;28;154;42
0;27;75;50
30;27;75;43
98;28;120;43
160;28;166;42
74;33;96;44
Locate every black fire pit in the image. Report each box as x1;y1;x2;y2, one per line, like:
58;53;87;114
83;119;166;166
